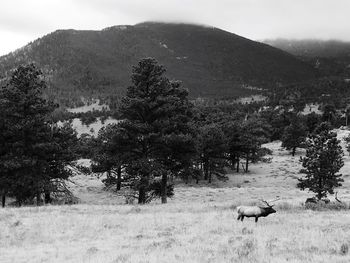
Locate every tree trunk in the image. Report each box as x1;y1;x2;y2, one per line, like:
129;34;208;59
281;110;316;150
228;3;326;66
208;170;212;183
204;159;209;180
117;166;122;191
231;154;236;169
245;153;249;173
36;192;41;206
346;114;348;126
185;170;189;184
44;191;52;204
2;194;5;208
236;157;240;172
317;176;323;200
161;171;167;204
292;147;296;156
138;187;146;204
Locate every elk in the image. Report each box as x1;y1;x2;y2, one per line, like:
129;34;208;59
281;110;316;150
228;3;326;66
236;198;279;223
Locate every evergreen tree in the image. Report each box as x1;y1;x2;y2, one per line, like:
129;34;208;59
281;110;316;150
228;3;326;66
344;133;350;156
224;121;244;172
281;115;307;156
0;64;77;205
197;123;227;183
91;124;130;191
322;104;336;124
0;107;8;207
259;107;290;141
44;123;78;203
240;117;271;172
305;112;321;134
298;123;344;200
118;58;195;204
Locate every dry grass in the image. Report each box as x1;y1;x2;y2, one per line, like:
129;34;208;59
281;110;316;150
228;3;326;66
1;203;350;263
2;132;350;262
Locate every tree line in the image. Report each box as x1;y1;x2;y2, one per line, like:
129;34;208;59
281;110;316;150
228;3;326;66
89;58;346;204
0;59;346;206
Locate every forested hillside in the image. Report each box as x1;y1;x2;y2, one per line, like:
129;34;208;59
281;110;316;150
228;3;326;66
0;22;318;107
263;39;350;77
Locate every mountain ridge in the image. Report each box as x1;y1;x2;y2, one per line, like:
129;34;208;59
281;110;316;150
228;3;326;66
263;39;350;77
0;22;319;107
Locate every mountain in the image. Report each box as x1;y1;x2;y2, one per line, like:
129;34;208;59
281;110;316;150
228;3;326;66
263;39;350;77
0;22;319;107
262;39;350;58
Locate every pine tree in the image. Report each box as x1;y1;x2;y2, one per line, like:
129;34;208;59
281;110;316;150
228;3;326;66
197;124;227;183
91;124;130;190
240;117;271;172
0;106;8;207
224;120;244;172
118;58;195;204
0;64;77;205
44;123;78;203
305;112;321;134
281;115;307;156
298;123;344;200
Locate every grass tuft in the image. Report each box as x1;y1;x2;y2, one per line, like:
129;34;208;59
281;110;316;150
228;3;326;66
340;243;349;255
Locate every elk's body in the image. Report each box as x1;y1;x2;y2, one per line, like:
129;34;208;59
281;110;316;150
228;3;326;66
236;198;278;223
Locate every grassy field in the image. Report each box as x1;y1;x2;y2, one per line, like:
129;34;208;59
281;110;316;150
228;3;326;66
1;131;350;263
1;204;350;263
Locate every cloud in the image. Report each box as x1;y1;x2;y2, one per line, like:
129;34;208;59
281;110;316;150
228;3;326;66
1;0;350;55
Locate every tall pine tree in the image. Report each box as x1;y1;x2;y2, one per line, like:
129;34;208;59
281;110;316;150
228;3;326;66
0;64;77;205
118;58;195;203
281;115;307;156
197;123;227;183
298;123;344;200
240;117;271;172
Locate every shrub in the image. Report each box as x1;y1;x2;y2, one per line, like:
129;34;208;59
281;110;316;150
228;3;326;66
304;202;349;211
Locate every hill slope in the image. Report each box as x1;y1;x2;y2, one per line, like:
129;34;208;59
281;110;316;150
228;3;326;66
0;23;318;107
263;39;350;77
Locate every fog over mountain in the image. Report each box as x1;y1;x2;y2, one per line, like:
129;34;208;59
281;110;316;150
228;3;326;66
1;0;350;56
263;39;350;58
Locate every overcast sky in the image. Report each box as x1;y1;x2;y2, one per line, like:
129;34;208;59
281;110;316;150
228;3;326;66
1;0;349;56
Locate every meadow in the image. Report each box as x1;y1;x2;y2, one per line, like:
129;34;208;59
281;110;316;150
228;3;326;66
1;132;350;263
1;203;350;263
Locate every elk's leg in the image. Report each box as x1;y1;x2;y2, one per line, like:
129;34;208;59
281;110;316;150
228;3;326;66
255;217;258;223
240;216;244;222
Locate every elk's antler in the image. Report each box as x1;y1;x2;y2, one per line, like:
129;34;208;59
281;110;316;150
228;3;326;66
259;197;280;207
335;192;342;203
259;199;272;207
268;197;280;203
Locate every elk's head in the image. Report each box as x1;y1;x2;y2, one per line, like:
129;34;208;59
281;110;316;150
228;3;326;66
259;198;279;216
263;206;276;214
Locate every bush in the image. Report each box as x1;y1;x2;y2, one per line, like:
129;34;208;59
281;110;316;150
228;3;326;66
304;202;349;211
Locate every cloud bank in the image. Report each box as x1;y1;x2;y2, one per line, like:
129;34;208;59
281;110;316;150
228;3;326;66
0;0;349;55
